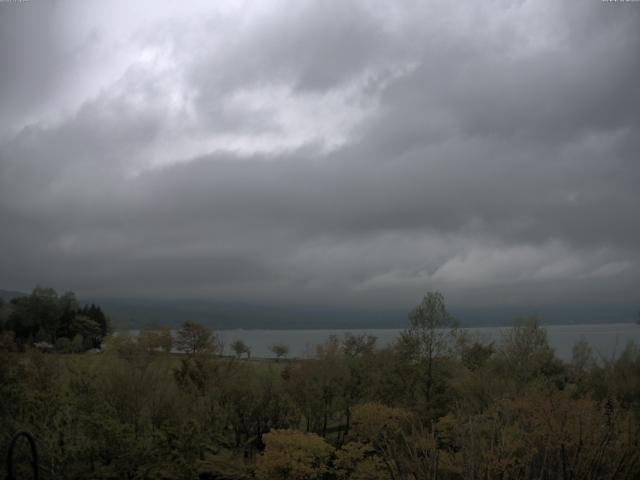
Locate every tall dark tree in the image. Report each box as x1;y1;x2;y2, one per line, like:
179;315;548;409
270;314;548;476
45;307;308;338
400;291;457;407
57;292;79;340
79;304;111;337
7;287;60;344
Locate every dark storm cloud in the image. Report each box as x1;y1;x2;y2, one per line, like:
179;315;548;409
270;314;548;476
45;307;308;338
0;0;638;309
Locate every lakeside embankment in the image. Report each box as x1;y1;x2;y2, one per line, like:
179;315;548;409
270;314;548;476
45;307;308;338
117;322;640;360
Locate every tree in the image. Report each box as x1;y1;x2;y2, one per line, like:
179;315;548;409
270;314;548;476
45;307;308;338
79;303;111;337
271;343;289;361
571;338;595;373
230;339;251;358
400;291;457;405
346;403;413;479
256;429;333;480
2;287;110;350
284;337;348;436
339;334;378;435
334;441;388;480
139;327;173;353
455;331;495;371
57;291;79;340
7;287;61;344
175;321;218;355
349;402;409;444
498;316;563;384
70;315;102;349
71;334;84;353
342;333;377;357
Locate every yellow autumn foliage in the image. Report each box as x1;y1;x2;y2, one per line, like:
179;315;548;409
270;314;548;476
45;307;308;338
255;429;333;480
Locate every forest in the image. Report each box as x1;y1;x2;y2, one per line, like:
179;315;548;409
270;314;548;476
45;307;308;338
1;290;639;479
0;287;110;353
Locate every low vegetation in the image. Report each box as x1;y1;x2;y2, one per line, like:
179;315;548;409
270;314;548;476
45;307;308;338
1;290;639;479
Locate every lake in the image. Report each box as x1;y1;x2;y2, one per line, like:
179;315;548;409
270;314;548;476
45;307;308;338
216;323;640;360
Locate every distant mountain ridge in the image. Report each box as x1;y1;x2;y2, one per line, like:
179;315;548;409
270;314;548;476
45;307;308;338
2;288;637;329
0;289;27;301
85;297;406;330
88;297;639;330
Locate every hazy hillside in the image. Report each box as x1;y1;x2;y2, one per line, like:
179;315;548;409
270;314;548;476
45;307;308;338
3;288;636;329
0;289;27;302
88;297;639;330
85;297;406;330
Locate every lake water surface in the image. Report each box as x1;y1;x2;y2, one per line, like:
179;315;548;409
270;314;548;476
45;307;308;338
216;323;640;360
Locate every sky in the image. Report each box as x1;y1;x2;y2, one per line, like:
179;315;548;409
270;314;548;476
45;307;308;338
0;0;639;311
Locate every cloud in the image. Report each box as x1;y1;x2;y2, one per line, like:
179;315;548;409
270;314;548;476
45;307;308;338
0;0;638;311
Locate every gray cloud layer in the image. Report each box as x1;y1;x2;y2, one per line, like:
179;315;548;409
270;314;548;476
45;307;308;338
1;0;639;310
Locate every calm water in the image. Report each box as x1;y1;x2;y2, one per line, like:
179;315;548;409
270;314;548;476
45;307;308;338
216;323;640;360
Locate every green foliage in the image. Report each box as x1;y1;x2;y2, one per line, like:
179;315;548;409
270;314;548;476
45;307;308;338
139;326;174;353
342;333;376;357
395;292;459;416
3;287;110;352
270;343;289;360
455;330;495;371
198;450;254;479
334;441;388;480
71;333;84;353
231;339;251;358
256;429;333;480
2;291;640;480
495;316;565;386
349;402;409;444
175;320;219;355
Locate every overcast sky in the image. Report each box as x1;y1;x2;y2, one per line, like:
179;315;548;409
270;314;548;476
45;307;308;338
0;0;639;310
